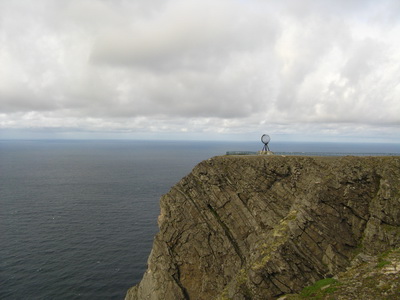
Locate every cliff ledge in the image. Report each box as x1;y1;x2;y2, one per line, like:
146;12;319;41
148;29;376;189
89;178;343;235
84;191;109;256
126;155;400;299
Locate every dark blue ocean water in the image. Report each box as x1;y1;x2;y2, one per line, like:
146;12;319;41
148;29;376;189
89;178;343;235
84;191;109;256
1;140;399;299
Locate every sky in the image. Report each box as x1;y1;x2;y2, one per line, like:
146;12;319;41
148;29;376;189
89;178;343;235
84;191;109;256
0;0;399;142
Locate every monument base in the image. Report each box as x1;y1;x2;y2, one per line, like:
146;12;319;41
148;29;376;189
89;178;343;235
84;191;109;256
258;151;274;155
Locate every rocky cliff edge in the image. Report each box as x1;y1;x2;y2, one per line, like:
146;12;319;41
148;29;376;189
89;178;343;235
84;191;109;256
125;155;400;299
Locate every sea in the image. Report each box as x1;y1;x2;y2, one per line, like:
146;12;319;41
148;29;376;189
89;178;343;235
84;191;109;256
1;140;399;300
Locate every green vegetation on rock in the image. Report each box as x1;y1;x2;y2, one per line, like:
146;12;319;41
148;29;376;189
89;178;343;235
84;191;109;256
299;278;339;298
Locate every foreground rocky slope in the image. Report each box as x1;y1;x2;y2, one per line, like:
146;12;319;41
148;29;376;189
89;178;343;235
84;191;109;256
282;247;400;299
126;155;400;299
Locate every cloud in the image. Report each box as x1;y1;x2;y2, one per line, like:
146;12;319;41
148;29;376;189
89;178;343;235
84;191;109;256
90;1;277;69
0;0;399;141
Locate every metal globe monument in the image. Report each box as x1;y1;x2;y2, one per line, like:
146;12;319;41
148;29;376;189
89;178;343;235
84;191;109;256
259;134;273;155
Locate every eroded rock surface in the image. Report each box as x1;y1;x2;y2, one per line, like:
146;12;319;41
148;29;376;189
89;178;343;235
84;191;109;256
125;156;400;300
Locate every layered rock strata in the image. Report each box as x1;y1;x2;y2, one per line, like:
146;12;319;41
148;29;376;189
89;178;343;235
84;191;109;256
126;155;400;300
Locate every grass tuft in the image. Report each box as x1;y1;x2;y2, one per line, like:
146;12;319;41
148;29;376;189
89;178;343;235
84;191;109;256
299;278;339;299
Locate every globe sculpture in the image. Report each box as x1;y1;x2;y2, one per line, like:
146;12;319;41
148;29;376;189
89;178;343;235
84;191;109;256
261;134;271;152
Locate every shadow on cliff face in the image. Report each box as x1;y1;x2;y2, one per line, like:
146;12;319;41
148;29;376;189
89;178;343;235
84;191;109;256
126;156;400;300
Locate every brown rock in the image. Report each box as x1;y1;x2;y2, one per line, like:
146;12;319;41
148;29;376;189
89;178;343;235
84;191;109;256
125;156;400;300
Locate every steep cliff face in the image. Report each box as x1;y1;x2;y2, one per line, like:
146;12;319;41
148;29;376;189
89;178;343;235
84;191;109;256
125;156;400;300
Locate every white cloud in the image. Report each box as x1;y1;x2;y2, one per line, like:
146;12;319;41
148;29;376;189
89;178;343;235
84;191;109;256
0;0;399;142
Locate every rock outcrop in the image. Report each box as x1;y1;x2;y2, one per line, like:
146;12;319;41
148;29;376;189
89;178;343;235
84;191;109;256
125;155;400;300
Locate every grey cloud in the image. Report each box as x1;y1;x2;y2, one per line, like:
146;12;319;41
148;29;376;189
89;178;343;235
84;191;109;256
0;0;399;142
85;0;280;119
341;38;385;85
90;1;278;71
274;16;349;111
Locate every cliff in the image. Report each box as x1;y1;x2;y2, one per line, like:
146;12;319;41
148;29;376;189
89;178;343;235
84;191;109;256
125;155;400;299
